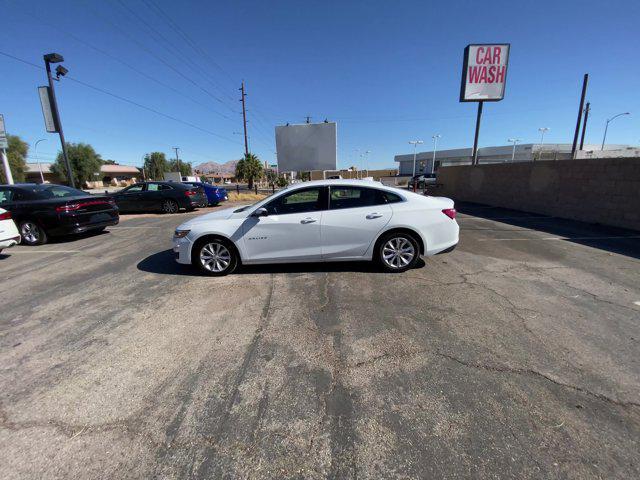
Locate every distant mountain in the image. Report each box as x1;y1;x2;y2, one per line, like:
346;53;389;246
194;160;239;175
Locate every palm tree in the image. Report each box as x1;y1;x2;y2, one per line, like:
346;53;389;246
235;153;263;189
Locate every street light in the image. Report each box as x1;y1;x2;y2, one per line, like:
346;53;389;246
431;134;441;174
361;150;371;176
43;52;74;187
601;112;630;150
408;140;423;177
34;138;47;183
507;138;520;162
537;127;550;161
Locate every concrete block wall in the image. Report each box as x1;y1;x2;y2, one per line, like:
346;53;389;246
435;158;640;231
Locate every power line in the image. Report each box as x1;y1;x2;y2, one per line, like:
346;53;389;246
81;1;235;121
0;50;242;145
14;8;234;117
112;0;238;113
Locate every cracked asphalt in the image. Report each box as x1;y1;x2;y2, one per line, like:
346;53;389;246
1;201;639;479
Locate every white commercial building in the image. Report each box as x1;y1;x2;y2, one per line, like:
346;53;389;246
394;144;639;176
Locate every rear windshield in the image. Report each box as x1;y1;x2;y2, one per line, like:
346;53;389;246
31;185;88;199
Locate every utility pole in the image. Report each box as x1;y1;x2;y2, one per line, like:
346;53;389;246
239;82;249;156
43;53;75;188
0;114;13;185
579;102;590;151
571;73;589;159
173;147;181;174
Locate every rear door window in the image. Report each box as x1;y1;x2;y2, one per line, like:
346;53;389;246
329;187;387;210
0;188;14;204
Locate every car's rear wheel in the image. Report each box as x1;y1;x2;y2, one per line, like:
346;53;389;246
19;220;47;246
162;199;179;214
193;238;238;276
376;232;420;273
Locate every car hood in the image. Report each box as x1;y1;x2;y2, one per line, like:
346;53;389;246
178;206;246;229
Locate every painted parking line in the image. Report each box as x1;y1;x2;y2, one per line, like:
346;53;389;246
478;235;640;242
7;249;81;253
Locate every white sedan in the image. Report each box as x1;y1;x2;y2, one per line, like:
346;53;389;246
173;180;459;276
0;207;20;254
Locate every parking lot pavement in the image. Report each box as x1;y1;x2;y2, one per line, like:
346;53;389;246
1;201;639;479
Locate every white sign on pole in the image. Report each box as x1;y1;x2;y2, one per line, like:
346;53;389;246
460;44;510;102
38;86;58;133
0;114;8;149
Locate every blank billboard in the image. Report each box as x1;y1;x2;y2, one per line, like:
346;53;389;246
276;122;337;172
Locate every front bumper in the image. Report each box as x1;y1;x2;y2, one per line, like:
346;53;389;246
173;236;194;264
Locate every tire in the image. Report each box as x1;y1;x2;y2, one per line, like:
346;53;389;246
192;237;238;276
19;220;48;246
376;231;420;273
162;199;179;214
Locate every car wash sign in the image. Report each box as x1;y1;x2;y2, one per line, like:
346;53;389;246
460;44;510;102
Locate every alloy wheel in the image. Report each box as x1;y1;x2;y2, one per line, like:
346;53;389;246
199;242;231;273
163;200;178;213
21;222;40;244
382;237;415;269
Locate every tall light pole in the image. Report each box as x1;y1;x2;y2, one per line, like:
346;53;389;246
507;138;520;162
601;112;630;150
43;53;74;188
431;134;441;174
537;127;550;161
363;150;371;176
408;140;423;177
34;138;47;183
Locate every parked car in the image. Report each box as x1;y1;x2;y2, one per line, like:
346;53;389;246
0;207;20;253
0;184;119;246
173;179;459;276
111;182;207;213
183;182;228;206
407;173;437;189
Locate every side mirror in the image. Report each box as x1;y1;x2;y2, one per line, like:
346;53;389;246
252;207;268;217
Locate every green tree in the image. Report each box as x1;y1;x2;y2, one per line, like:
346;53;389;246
143;152;168;180
235;153;263;189
265;169;278;186
1;135;28;183
51;142;103;187
169;159;192;176
276;175;288;188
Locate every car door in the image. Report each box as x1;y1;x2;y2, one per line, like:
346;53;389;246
144;182;167;210
116;184;144;211
241;186;327;262
321;186;393;259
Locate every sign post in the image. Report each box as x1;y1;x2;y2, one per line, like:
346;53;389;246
460;44;510;165
0;114;14;185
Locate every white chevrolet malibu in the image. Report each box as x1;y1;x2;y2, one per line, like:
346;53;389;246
173;180;459;276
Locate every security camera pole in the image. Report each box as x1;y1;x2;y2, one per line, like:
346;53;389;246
43;53;74;188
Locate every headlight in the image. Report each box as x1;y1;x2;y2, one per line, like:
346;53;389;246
174;229;190;238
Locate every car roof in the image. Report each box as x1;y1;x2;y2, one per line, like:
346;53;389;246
285;179;394;191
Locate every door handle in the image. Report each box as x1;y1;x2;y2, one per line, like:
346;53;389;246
366;213;383;219
301;218;317;224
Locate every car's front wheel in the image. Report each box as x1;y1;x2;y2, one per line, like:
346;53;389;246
19;220;48;246
376;232;420;273
193;237;238;276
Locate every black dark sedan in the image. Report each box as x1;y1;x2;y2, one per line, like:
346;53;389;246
110;181;207;213
0;183;119;245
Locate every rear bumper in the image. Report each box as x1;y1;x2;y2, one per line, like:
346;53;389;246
47;213;119;236
0;235;20;249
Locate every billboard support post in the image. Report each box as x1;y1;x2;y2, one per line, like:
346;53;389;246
571;73;589;158
472;101;483;165
579;102;590;151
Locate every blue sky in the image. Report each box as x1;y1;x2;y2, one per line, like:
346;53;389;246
1;0;638;169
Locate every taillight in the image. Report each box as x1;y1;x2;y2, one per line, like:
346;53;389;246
55;199;113;213
442;208;456;220
0;211;11;220
185;190;197;196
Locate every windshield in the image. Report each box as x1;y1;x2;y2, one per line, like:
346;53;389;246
32;185;88;199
